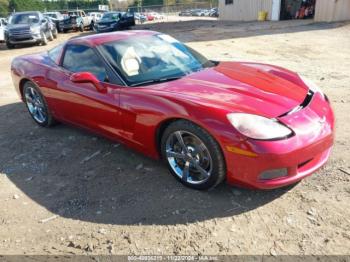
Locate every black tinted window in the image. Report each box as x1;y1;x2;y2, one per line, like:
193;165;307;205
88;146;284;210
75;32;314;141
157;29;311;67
63;45;107;82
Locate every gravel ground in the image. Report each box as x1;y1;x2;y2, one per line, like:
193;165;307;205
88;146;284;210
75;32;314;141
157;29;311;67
0;19;349;255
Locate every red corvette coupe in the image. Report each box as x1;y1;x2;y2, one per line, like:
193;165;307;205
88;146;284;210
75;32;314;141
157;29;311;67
11;31;335;190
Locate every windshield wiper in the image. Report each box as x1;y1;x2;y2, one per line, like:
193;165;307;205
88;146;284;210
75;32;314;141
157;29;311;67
130;76;183;87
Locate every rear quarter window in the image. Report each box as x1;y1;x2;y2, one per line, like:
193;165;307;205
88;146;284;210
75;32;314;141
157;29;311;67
48;44;64;65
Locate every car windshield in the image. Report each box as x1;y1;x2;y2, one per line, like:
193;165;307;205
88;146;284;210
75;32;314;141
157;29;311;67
9;13;39;25
46;13;63;19
101;12;120;20
100;34;216;86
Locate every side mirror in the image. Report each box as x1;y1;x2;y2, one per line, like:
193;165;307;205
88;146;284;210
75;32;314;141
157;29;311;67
70;72;106;93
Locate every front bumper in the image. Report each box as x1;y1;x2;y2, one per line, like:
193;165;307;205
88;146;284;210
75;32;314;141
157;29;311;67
8;34;41;44
223;92;335;189
96;25;115;33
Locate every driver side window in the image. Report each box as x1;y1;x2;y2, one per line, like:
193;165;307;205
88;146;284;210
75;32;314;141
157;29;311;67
62;44;108;82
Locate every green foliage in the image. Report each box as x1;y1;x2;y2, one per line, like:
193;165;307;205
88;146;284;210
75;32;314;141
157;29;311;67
0;0;9;16
8;0;44;12
1;0;216;16
42;0;110;11
4;0;110;14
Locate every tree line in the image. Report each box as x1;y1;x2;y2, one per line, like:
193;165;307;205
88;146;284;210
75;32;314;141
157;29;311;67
0;0;216;17
0;0;110;16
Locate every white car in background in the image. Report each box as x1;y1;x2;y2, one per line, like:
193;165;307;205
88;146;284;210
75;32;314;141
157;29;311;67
149;12;164;20
0;18;7;42
89;12;103;22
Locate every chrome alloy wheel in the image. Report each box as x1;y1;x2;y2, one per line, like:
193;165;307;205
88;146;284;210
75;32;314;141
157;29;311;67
24;86;47;124
165;131;213;185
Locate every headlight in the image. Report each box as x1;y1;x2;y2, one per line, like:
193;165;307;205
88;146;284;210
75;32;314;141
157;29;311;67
227;113;293;140
30;27;41;34
300;76;324;97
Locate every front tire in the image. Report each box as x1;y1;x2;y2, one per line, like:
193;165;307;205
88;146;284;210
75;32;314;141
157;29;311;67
41;31;48;45
52;28;58;39
161;120;226;190
48;30;54;41
79;23;84;32
23;82;56;127
6;40;14;49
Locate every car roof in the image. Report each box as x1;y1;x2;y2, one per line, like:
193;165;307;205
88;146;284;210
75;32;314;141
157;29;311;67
67;30;158;47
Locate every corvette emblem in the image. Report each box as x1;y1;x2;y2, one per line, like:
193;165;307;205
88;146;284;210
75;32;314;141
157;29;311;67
319;116;326;124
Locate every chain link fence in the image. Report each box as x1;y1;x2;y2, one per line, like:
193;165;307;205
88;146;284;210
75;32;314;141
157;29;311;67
1;2;218;21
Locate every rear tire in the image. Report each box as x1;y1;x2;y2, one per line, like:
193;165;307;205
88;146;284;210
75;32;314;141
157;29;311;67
6;41;14;49
23;81;57;127
79;23;84;32
48;30;54;41
161;120;226;190
52;28;58;39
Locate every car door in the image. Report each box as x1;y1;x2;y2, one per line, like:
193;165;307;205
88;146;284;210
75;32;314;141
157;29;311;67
48;44;124;139
81;11;88;26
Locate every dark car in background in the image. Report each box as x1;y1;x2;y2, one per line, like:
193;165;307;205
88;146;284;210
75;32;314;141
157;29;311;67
95;12;135;33
44;11;64;32
209;8;219;17
5;11;54;49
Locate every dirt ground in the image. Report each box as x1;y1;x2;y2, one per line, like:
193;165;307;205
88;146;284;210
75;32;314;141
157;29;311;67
0;19;349;256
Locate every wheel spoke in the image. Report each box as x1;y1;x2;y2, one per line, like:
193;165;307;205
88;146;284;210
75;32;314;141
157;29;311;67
166;150;186;160
38;107;46;118
196;142;207;153
37;109;44;121
175;131;188;153
192;161;210;178
25;94;34;104
182;161;190;182
30;87;35;97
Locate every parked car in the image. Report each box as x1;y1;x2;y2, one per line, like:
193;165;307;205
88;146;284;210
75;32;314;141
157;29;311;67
11;31;335;190
148;12;164;20
5;11;54;49
134;12;147;23
178;10;192;16
89;12;103;23
95;12;135;33
0;18;6;43
145;13;155;21
192;9;207;16
44;12;64;32
45;16;58;39
59;10;93;32
209;8;219;17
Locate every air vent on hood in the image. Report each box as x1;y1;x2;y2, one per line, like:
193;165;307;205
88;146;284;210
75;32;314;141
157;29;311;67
279;91;314;117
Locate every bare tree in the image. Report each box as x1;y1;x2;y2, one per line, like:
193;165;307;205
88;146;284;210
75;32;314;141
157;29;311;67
109;0;135;11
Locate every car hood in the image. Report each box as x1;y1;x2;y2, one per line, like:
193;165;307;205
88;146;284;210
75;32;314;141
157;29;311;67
150;62;308;118
98;19;117;24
